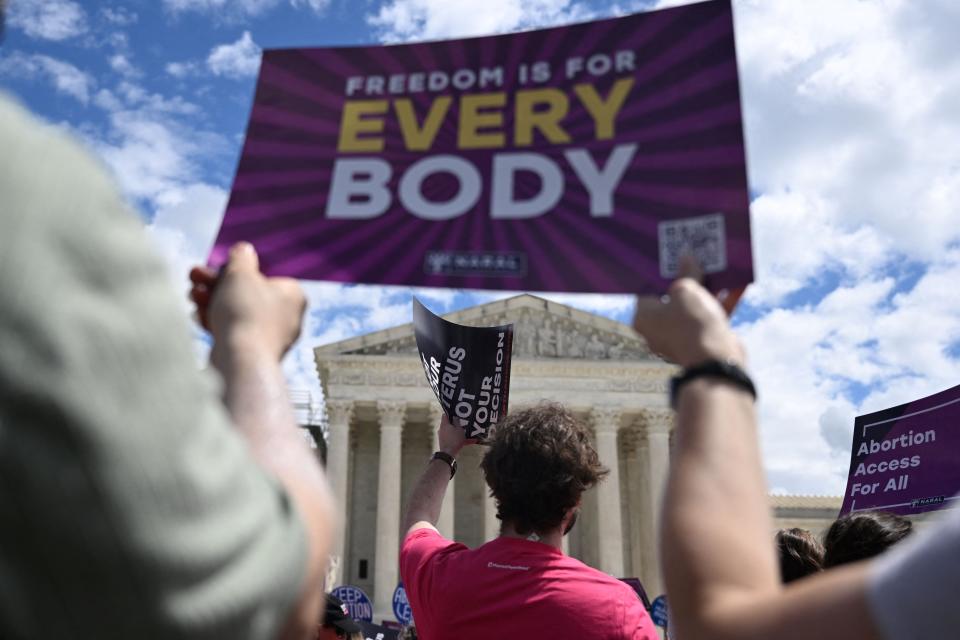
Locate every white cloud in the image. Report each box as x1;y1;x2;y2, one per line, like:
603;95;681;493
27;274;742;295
101;6;138;26
8;0;88;40
147;183;229;288
290;0;331;13
0;52;94;103
163;0;330;18
166;61;202;78
109;54;140;78
732;0;960;265
737;251;960;494
113;81;199;115
367;0;595;42
207;31;262;78
164;0;277;15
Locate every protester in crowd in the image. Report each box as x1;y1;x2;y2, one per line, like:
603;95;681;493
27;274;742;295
776;528;824;583
633;263;960;639
0;87;334;637
316;595;363;640
823;511;913;568
399;405;657;639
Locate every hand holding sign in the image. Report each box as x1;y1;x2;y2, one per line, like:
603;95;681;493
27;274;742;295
437;412;471;456
632;257;744;368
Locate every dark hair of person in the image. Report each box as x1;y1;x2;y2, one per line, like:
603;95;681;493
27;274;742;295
822;511;913;568
480;403;608;535
776;528;824;583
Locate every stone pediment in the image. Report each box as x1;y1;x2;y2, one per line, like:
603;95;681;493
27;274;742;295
314;294;655;362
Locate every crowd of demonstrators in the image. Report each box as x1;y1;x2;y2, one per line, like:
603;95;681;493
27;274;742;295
399;405;659;639
776;528;825;584
1;93;334;637
823;511;913;569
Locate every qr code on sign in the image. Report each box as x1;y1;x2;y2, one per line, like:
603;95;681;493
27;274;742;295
658;213;727;278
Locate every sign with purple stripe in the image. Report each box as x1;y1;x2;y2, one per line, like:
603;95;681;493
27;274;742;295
210;0;753;295
839;383;960;517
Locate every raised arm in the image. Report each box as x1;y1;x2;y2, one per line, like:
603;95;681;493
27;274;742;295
192;244;335;639
401;414;469;538
633;277;880;640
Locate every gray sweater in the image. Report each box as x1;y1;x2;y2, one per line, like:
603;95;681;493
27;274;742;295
0;95;306;639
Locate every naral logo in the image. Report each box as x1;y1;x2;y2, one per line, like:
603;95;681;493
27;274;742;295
425;251;526;277
911;495;945;508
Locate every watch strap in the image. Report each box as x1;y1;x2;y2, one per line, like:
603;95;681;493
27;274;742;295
431;451;457;478
670;359;757;409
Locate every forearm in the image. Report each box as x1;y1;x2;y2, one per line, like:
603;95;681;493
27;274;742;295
211;329;304;461
402;459;453;535
211;329;335;638
662;378;778;638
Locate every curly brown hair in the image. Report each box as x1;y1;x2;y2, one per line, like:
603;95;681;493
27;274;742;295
480;403;608;535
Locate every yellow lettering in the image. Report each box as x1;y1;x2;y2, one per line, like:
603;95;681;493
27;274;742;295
514;88;571;146
337;100;387;152
458;93;506;149
574;78;634;140
394;97;452;151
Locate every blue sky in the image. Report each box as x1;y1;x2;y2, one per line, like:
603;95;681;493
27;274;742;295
3;0;960;495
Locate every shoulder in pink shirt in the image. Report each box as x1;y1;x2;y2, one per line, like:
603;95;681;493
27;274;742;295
400;528;658;640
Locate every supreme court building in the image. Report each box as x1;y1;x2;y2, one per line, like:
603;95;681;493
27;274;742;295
314;294;842;620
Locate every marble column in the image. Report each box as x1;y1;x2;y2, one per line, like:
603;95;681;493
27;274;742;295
642;407;674;598
427;404;456;539
325;399;353;587
633;433;655;588
374;401;406;619
592;406;625;577
620;427;643;579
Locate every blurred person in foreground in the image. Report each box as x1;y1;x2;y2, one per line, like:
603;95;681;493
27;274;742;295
823;511;913;569
776;528;824;583
633;261;960;639
399;405;657;639
0;82;334;637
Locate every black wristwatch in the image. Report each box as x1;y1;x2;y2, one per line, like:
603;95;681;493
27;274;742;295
670;359;757;409
431;451;457;478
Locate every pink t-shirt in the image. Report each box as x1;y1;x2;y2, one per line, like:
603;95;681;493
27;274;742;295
400;528;658;640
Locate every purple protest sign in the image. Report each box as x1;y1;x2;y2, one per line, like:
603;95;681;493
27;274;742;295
210;0;752;295
839;383;960;517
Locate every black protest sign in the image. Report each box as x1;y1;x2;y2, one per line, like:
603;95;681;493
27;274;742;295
413;298;513;442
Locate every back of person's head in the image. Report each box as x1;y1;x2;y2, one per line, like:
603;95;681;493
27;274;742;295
480;403;608;536
822;511;913;568
776;528;824;583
